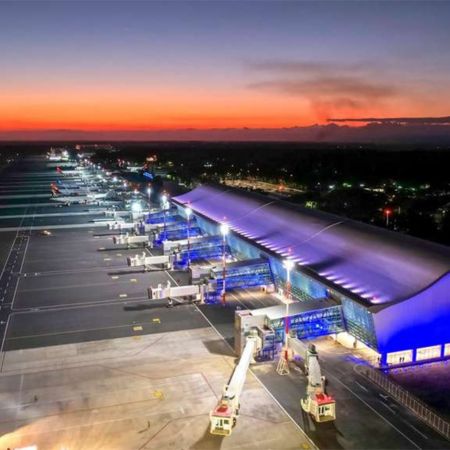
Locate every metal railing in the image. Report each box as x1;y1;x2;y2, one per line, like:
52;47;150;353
360;365;450;440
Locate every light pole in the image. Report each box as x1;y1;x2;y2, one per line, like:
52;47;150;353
161;194;169;241
185;207;192;268
384;208;392;227
283;259;294;358
220;223;229;305
147;186;152;207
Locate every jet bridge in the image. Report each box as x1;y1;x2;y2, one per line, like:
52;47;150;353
145;218;195;236
145;210;179;224
209;334;261;436
162;235;205;253
108;221;135;231
172;235;230;266
127;252;173;270
211;258;274;295
130;219;187;235
251;300;344;343
112;233;150;248
104;210;130;218
154;226;202;243
147;280;209;304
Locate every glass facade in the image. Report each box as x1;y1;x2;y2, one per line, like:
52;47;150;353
187;210;375;346
341;298;378;350
213;259;273;292
190;211;332;302
387;350;413;365
269;306;344;342
445;343;450;357
416;345;441;361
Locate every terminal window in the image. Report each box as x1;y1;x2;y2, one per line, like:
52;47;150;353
416;345;441;361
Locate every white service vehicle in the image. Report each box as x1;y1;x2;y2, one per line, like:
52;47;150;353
209;334;261;436
285;337;336;422
299;343;336;422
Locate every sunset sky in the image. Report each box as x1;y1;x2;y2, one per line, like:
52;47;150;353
1;1;450;136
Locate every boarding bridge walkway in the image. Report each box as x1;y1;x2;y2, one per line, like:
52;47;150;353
212;258;274;293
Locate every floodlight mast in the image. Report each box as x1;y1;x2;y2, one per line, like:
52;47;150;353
220;223;229;305
161;193;169;241
276;258;294;375
186;206;192;268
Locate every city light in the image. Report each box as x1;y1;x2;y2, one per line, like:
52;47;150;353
384;208;393;226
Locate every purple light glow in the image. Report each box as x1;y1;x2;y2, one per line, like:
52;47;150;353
173;185;450;307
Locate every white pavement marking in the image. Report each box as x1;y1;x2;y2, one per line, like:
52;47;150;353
0;223;106;232
0;233;17;283
0;193;50;199
0;315;11;369
378;399;397;414
12;294;148;313
0;211;105;219
399;418;430;440
6;316;153;341
0;203;68;209
326;371;421;449
355;380;369;392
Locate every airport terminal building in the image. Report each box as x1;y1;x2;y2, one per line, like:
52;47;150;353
173;184;450;367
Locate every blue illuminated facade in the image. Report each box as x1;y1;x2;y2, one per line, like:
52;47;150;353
212;258;274;293
269;306;344;343
173;185;450;367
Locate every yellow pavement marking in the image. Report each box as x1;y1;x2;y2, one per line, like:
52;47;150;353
301;444;310;449
119;293;128;298
130;278;138;282
152;318;161;324
152;390;164;400
133;325;143;331
111;275;119;280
